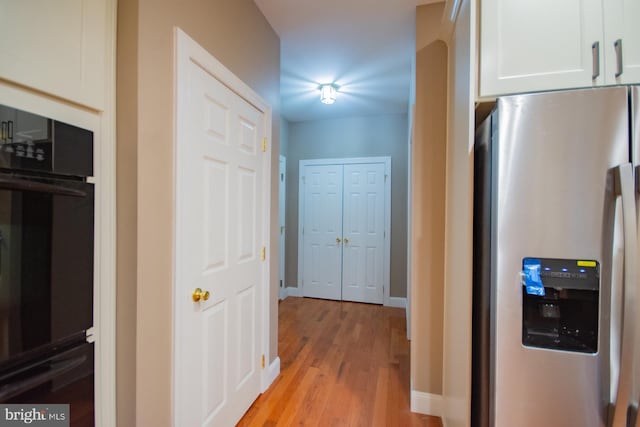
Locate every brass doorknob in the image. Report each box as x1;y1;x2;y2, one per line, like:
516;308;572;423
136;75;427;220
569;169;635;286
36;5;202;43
336;237;342;243
192;288;210;302
344;237;349;244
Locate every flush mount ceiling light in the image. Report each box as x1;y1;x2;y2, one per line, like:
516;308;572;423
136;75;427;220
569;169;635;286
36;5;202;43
319;84;337;104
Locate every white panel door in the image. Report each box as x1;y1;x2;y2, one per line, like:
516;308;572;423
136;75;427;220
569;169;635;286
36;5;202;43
176;58;264;427
302;165;343;300
342;163;385;304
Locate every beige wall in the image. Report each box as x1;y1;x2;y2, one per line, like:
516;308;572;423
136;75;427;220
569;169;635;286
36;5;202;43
116;1;280;426
417;3;446;52
281;117;289;154
410;2;447;396
283;114;409;297
115;1;138;426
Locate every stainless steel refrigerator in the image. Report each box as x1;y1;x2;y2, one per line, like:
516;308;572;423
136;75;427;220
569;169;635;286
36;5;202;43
472;86;640;427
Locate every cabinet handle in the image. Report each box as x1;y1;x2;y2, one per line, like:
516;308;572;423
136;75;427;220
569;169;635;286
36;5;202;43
7;120;13;140
1;122;6;142
614;39;623;78
591;41;600;80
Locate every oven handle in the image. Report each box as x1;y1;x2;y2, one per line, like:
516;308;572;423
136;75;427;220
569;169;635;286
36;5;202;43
0;175;87;197
0;354;86;401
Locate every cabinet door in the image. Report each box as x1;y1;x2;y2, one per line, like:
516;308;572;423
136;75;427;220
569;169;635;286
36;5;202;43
0;0;107;109
480;0;604;97
603;0;640;84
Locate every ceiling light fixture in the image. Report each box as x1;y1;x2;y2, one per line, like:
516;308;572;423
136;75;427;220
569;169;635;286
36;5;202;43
319;84;337;104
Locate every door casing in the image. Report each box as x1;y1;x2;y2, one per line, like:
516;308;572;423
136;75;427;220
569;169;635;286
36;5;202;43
279;155;286;300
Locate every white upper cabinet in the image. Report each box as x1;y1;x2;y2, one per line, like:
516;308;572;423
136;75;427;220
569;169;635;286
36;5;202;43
603;0;640;85
0;0;108;110
479;0;639;98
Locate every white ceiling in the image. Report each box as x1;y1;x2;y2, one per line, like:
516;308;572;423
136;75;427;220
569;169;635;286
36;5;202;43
254;0;440;123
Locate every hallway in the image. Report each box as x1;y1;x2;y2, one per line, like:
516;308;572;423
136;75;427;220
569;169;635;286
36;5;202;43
238;298;442;426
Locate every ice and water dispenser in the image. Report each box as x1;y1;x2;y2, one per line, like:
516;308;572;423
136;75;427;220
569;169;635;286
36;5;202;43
521;258;599;353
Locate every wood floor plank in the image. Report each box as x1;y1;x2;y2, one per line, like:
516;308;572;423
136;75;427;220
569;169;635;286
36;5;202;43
372;367;389;427
289;368;331;426
276;366;320;426
237;298;442;427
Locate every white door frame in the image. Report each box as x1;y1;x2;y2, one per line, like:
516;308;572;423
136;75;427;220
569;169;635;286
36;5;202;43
278;155;286;300
174;29;275;422
297;157;392;306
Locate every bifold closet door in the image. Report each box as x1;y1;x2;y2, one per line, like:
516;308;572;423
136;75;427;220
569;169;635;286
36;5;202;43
301;164;343;300
341;163;385;304
301;162;386;304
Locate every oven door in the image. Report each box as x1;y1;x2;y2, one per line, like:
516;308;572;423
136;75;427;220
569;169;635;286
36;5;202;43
1;342;94;426
0;172;94;367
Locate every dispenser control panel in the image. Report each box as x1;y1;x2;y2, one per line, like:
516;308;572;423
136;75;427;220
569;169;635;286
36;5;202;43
521;258;599;353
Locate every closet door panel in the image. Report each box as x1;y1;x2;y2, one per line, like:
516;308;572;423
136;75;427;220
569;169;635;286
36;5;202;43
342;163;385;304
301;165;343;300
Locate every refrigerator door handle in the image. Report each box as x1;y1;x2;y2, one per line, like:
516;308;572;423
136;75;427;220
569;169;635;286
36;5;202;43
634;165;640;427
611;163;638;427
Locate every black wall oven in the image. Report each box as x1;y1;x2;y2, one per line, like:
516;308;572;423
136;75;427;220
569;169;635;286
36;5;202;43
0;105;94;426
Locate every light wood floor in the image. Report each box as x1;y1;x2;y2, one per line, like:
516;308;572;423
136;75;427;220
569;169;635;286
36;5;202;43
237;297;442;426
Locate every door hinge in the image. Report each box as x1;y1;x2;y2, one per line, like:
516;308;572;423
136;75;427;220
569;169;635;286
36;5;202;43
261;354;265;369
262;137;267;152
261;246;266;261
385;174;388;182
302;176;305;184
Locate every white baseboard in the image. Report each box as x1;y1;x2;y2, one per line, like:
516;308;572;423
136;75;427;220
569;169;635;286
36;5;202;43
283;287;401;305
283;286;301;298
385;296;407;308
411;390;443;417
262;356;280;392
